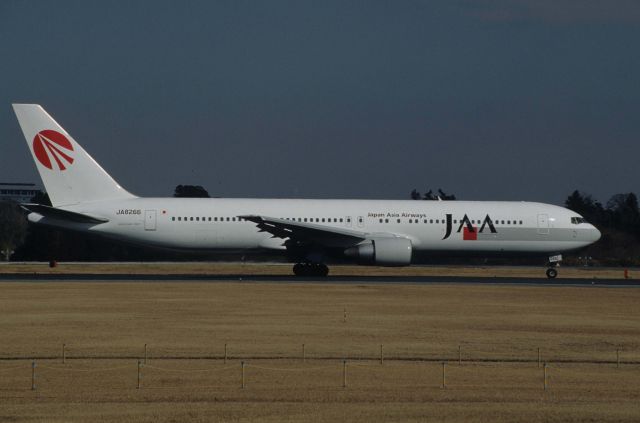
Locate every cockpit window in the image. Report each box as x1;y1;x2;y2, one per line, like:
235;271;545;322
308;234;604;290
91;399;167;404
571;217;588;224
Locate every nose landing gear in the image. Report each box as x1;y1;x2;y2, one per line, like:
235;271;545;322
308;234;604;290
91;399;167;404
293;263;329;277
546;254;562;279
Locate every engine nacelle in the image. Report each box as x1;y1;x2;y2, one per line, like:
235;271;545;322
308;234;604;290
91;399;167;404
344;238;412;266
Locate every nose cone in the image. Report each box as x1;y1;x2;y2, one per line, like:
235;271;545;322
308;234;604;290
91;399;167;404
589;225;602;243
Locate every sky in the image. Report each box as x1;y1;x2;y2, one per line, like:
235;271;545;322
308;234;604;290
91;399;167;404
1;0;639;205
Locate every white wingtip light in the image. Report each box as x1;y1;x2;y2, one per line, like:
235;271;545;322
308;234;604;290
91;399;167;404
13;104;136;207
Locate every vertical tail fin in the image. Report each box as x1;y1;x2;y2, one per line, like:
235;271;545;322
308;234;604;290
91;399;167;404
12;104;136;207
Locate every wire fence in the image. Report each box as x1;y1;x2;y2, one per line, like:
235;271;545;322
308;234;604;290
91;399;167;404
1;342;638;364
0;343;638;392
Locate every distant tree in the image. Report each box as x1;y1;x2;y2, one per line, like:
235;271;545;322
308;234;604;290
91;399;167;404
607;193;640;236
564;190;607;226
565;190;594;215
0;202;27;260
409;189;456;200
437;189;456;201
173;185;210;198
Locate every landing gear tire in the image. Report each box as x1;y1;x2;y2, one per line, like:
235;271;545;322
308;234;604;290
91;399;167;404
293;263;304;275
293;263;329;277
318;263;329;277
546;268;558;279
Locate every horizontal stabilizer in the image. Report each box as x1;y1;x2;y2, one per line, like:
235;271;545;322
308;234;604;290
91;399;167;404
21;203;109;224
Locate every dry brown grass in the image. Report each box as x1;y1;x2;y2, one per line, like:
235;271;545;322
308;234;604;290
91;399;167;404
0;280;639;422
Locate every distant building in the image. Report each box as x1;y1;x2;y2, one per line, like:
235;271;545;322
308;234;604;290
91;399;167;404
0;183;41;203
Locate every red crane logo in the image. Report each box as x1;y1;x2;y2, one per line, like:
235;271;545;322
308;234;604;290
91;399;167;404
32;130;74;171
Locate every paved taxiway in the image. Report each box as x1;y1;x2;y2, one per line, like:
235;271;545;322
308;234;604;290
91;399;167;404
0;273;636;286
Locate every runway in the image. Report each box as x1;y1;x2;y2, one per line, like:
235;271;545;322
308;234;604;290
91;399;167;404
0;273;636;286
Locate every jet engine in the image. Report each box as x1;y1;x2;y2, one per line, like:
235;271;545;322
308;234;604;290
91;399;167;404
344;238;412;266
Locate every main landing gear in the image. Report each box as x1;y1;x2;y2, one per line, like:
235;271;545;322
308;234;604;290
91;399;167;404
545;254;562;279
293;263;329;277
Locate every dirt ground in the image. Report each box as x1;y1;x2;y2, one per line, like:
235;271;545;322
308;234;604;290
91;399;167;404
0;279;638;422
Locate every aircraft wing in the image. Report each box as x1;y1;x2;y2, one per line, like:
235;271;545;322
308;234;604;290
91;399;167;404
239;215;374;248
21;203;109;224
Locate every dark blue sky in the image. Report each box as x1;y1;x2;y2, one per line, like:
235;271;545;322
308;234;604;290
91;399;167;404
1;1;638;204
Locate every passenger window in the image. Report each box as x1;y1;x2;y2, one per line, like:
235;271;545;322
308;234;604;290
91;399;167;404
397;219;401;223
190;217;194;221
409;219;413;223
385;219;389;223
379;219;383;223
340;218;343;223
424;219;427;223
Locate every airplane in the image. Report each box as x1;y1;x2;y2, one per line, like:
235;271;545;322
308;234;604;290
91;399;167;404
12;104;601;278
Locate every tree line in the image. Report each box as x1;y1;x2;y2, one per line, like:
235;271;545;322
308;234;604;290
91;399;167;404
0;186;638;265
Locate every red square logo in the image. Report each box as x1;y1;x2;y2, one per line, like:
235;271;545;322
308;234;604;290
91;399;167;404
463;226;477;240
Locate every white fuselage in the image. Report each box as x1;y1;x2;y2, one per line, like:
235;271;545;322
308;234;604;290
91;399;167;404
30;198;601;258
13;104;602;270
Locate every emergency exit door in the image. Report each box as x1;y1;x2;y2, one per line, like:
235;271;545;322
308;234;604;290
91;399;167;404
144;210;157;231
537;213;549;235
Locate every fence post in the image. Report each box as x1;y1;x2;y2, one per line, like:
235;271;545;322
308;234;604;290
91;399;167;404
144;344;147;364
137;360;142;389
224;343;228;365
31;360;36;391
617;349;620;368
302;344;306;363
343;360;347;388
343;308;347;323
380;344;384;365
241;361;245;389
441;362;446;389
543;362;548;391
458;345;461;366
537;348;541;368
62;343;66;364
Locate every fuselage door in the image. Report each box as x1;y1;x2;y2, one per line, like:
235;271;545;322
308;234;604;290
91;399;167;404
537;213;549;235
144;209;157;231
